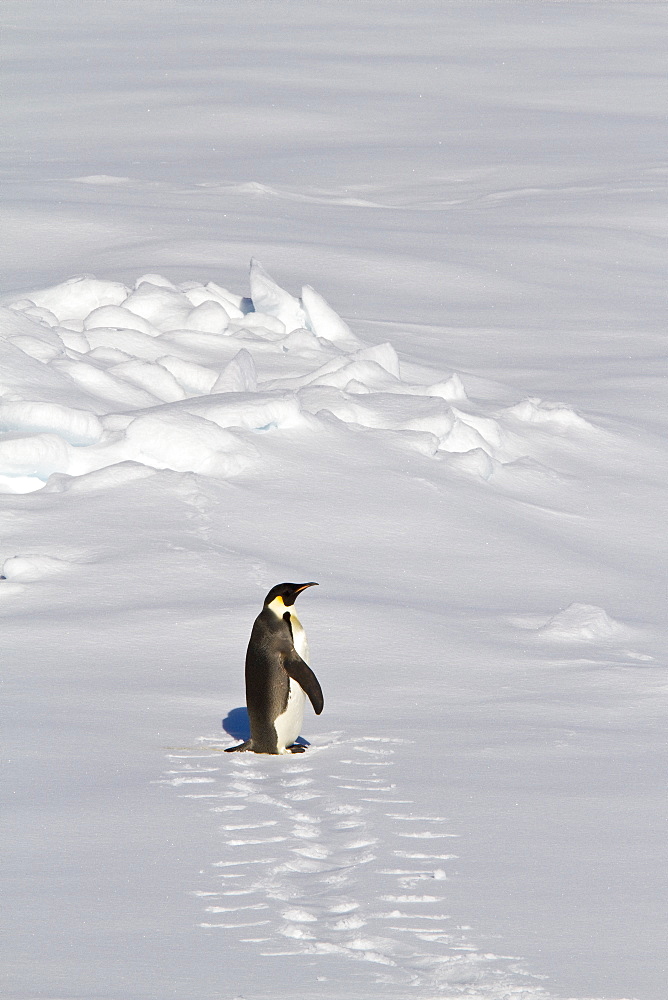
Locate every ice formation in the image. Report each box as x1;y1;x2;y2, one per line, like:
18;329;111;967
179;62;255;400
0;263;597;495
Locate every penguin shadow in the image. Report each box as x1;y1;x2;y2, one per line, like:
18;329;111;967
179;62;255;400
221;706;309;748
222;706;251;741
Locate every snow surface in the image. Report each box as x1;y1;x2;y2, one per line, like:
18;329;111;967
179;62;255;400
1;3;666;1000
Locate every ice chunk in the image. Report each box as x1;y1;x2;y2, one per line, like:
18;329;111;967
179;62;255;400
55;328;90;353
122;282;193;330
156;330;245;359
0;432;72;479
186;392;302;432
3;312;65;364
42;461;157;494
0;332;102;414
373;373;468;402
57;318;85;333
184;300;230;334
301;389;454;438
22;306;59;327
347;424;440;458
450;409;504;450
84;327;170;361
504;397;595;432
86;347;134;366
27;277;129;321
421;374;467;402
211;350;257;393
205;281;244;311
301;284;362;349
281;328;322;353
109;360;186;403
133;273;179;290
439;418;492;456
345;380;372;394
50;359;161;407
183;282;244;317
83;305;159;337
444;448;496;480
352;342;400;379
249;259;306;333
7;299;36;312
123;411;255;477
156;356;218;396
441;420;492;455
8;336;62;364
227;312;286;338
0;401;102;445
264;347;399;394
226;320;286;343
309;360;399;391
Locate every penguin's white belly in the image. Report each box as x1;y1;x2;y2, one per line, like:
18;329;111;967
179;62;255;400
274;678;306;752
274;612;309;753
291;614;309;661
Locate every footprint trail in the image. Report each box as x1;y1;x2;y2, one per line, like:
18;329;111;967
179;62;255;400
160;736;543;995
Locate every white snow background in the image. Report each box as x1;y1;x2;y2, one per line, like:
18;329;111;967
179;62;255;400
1;3;666;999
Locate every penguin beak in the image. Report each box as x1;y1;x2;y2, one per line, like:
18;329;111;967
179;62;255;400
295;582;318;594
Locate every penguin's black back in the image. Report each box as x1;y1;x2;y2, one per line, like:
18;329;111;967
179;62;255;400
244;607;293;754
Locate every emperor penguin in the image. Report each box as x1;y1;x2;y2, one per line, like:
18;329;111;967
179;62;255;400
225;582;323;754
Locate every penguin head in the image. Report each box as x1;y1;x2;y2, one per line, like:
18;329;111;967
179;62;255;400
263;582;318;608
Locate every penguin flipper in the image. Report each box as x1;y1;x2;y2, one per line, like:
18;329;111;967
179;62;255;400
224;739;252;752
282;651;324;715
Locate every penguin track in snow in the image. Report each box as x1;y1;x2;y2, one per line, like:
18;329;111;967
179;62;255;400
160;736;533;991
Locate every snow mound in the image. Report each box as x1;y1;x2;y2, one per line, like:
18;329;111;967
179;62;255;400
1;262;604;494
2;553;73;582
539;603;626;642
0;432;74;482
42;461;158;494
504;397;596;433
27;276;129;321
123;280;193;330
0;401;102;445
122;411;256;477
84;305;161;337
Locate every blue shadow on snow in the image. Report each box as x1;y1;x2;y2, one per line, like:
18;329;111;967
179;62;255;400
221;706;309;747
222;706;250;741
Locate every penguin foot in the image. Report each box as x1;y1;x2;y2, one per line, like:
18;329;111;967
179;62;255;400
287;743;307;753
224;740;252;752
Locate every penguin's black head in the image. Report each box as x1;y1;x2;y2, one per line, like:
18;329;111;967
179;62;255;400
263;581;318;607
